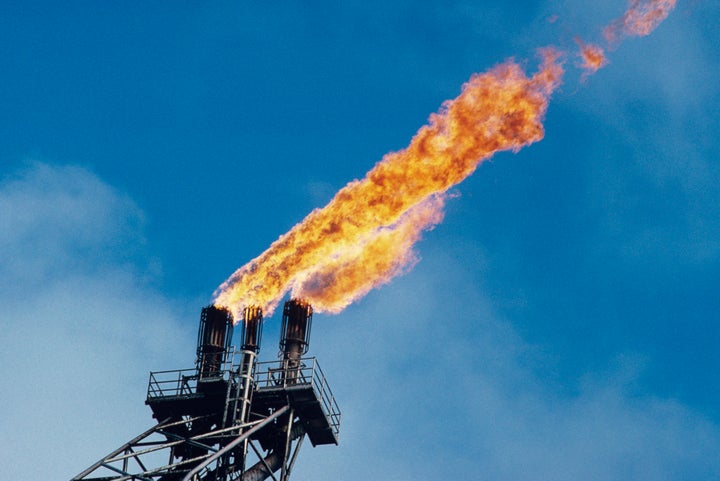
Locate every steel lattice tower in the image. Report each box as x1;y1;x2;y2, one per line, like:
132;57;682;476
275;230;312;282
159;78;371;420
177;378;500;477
71;300;340;481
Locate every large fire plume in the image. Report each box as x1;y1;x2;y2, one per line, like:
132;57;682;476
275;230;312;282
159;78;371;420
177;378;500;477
214;0;677;320
214;51;563;318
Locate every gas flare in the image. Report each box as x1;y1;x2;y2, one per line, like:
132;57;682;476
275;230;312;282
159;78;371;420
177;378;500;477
214;50;564;318
214;0;678;320
604;0;677;42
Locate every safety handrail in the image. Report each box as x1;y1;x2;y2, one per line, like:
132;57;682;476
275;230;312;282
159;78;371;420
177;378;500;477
254;357;341;436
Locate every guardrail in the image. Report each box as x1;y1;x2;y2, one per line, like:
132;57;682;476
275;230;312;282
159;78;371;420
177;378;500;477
146;368;202;399
146;349;242;400
146;355;340;440
254;357;341;438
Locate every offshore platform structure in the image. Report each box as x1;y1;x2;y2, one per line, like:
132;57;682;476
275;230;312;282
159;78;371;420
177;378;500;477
71;299;340;481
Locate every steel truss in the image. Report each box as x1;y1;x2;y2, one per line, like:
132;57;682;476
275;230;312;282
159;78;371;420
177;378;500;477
71;406;291;481
71;357;338;481
71;302;338;481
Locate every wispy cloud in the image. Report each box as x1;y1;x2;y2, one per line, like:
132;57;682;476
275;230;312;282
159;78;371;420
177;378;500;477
0;162;147;285
0;163;194;480
297;247;720;480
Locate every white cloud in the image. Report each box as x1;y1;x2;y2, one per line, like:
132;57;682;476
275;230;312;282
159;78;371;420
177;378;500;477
0;163;195;480
0;162;148;286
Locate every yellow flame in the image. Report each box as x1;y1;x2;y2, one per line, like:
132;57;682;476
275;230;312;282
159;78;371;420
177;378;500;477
214;50;564;319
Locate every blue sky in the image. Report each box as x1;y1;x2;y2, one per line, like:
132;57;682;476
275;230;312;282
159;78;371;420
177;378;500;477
1;1;719;480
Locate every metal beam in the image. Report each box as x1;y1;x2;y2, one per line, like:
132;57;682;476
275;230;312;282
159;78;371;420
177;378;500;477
280;409;294;481
285;434;304;479
247;441;280;481
181;405;290;481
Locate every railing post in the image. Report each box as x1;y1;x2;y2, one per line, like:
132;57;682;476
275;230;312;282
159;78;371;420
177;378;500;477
319;371;326;400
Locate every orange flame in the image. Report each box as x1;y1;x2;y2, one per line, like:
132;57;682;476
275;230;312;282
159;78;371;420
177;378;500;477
604;0;677;43
214;50;564;319
292;193;447;313
575;38;608;76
